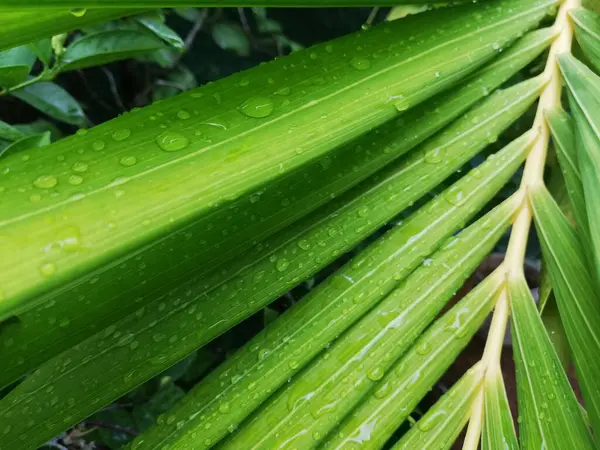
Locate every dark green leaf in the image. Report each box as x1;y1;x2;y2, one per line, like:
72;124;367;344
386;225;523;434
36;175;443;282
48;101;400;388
135;12;184;50
0;46;35;88
211;22;250;56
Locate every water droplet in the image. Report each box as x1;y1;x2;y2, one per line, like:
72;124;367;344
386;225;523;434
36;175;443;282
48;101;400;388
357;206;369;218
68;175;83;186
444;187;466;206
156;131;189;152
298;239;310;250
416;342;431;355
218;403;230;413
349;57;371;71
40;262;56;277
239;97;274;118
177;110;191;120
72;161;88;173
424;148;443;164
120;156;137;167
367;367;384;381
276;259;289;272
92;140;105;151
70;8;86;17
112;129;131;141
34;175;57;189
274;87;291;96
29;194;41;203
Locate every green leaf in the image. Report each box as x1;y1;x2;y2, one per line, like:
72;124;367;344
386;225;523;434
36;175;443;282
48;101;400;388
482;365;519;450
222;196;517;449
0;46;35;88
0;120;25;142
132;381;186;433
509;273;595;449
395;363;485;450
530;184;600;439
27;39;52;66
60;30;166;71
541;295;572;371
211;22;250;57
0;75;538;450
322;269;506;449
0;132;51;159
0;9;139;52
11;81;86;126
571;7;600;74
0;37;548;391
559;54;600;285
546;106;593;265
135;12;184;51
0;0;554;320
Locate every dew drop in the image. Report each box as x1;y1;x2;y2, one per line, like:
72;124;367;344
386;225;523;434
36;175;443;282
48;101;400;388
72;161;88;173
92;140;106;151
349;57;371;71
70;8;87;17
33;175;57;189
218;403;230;413
40;262;56;277
239;97;274;118
112;129;131;141
276;258;290;272
156;131;189;152
68;175;83;186
367;367;384;381
119;156;137;167
177;110;191;120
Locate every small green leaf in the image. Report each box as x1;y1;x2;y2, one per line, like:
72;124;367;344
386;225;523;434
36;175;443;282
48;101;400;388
211;22;250;56
571;7;600;73
11;81;86;126
509;273;595;449
482;365;519;450
395;363;485;450
0;46;36;88
27;39;52;66
152;65;197;101
60;30;166;71
0;120;25;142
530;184;600;438
135;12;184;51
0;131;51;159
541;295;571;371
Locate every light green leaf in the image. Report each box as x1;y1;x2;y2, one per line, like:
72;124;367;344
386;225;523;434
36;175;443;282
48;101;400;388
0;37;548;392
509;273;595;449
571;7;600;73
211;22;250;57
322;270;505;449
546;106;592;265
559;54;600;285
395;363;485;450
0;46;36;88
0;0;554;321
222;195;518;449
135;12;184;51
0;73;542;450
11;81;86;126
60;30;166;71
530;184;600;438
482;365;519;450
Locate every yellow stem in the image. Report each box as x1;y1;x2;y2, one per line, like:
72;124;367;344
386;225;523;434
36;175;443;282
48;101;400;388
463;0;580;445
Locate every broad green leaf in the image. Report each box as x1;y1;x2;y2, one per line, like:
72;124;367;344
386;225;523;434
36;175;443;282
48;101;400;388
211;22;250;57
222;197;517;449
135;12;184;51
0;46;36;88
481;365;519;450
322;270;505;449
395;363;485;450
0;0;554;320
0;132;51;159
546;106;592;265
0;79;540;450
27;39;52;67
0;33;549;390
11;81;86;126
133;129;533;450
509;273;595;449
559;54;600;284
0;9;139;52
571;7;600;73
60;30;166;71
530;184;600;438
0;120;25;142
